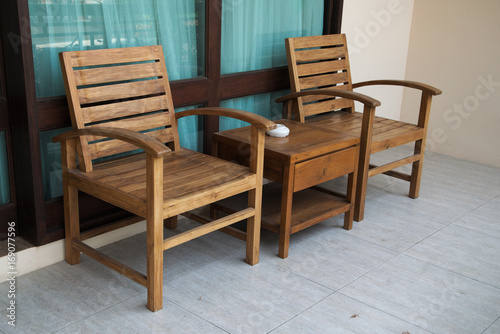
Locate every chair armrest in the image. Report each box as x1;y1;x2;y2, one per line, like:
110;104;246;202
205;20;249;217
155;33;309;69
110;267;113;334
52;127;171;158
275;89;381;108
175;107;277;131
353;80;442;96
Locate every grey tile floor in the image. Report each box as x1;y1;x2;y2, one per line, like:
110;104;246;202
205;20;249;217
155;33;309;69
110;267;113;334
1;147;500;334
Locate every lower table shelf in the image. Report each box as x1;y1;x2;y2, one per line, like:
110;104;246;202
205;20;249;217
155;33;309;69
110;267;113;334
215;182;351;235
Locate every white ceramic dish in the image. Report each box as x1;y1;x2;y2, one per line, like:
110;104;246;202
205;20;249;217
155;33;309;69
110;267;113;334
266;124;290;137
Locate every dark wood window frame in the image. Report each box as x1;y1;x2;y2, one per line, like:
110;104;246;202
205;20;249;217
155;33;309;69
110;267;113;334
0;0;343;246
0;31;18;240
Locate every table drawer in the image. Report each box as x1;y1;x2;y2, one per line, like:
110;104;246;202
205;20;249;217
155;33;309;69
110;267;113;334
293;146;357;192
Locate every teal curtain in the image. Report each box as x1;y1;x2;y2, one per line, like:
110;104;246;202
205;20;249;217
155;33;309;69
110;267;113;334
30;1;204;200
30;0;203;97
221;0;324;74
0;131;10;205
220;0;323;130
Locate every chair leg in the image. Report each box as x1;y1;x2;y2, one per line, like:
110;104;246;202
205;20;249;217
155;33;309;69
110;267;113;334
146;155;164;312
246;188;261;265
344;146;359;229
409;138;425;199
209;203;219;220
278;164;294;259
246;126;264;264
164;216;177;229
354;105;375;222
354;165;369;222
64;184;81;265
354;143;371;222
146;215;163;312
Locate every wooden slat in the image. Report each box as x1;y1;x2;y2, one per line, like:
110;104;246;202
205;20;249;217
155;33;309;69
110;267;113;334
67;171;147;217
299;72;349;89
163;208;255;250
74;62;163;86
89;128;173;160
307;110;357;125
303;98;354;116
163;163;251;199
82;96;171;124
85;113;171;142
368;154;421;178
72;240;147;287
69;45;162;67
78;79;166;105
163;174;256;218
372;123;421;142
371;127;424;153
291;34;345;49
80;215;144;241
94;165;146;188
323;117;362;132
371;119;407;135
368;164;412;182
297;59;348;77
300;85;351;103
295;47;346;63
181;212;247;241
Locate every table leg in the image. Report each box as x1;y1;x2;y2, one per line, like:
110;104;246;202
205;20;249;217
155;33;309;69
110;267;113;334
279;163;295;259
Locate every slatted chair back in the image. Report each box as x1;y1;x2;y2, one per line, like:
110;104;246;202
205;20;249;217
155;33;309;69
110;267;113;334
59;45;179;172
285;34;355;122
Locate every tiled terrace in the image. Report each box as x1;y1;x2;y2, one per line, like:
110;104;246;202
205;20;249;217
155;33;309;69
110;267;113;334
1;146;499;334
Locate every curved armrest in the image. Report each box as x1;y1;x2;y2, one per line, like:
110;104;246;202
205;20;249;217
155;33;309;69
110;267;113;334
175;107;276;131
353;80;442;96
276;89;381;108
52;127;171;158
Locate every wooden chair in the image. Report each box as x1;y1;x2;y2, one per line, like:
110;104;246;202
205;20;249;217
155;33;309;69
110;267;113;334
277;34;442;221
52;45;275;312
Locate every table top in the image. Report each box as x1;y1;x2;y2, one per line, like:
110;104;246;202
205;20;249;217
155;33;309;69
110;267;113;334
214;119;359;163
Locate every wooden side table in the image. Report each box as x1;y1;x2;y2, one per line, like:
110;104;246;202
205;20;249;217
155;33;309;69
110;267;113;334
213;119;360;258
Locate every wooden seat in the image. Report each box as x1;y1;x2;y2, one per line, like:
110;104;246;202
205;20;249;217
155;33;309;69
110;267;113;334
53;45;275;312
277;34;441;221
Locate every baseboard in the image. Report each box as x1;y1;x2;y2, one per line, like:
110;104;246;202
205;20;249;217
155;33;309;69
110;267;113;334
1;220;146;282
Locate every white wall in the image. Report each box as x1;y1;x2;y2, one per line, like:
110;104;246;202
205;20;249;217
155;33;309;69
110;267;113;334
341;0;415;120
402;0;500;168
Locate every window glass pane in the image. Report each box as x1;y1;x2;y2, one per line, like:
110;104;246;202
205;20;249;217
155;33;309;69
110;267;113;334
219;90;289;131
40;128;70;200
29;0;205;98
221;0;324;74
0;131;10;205
176;105;204;152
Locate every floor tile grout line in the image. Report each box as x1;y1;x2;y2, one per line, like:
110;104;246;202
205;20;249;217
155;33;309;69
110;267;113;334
264;290;337;334
164;297;231;334
335;291;437;334
163;250;338;334
400;251;500;291
343;222;437;254
446;220;500;241
451;198;493;222
481;316;500;334
334;251;402;293
48;290;145;334
335;252;500;334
